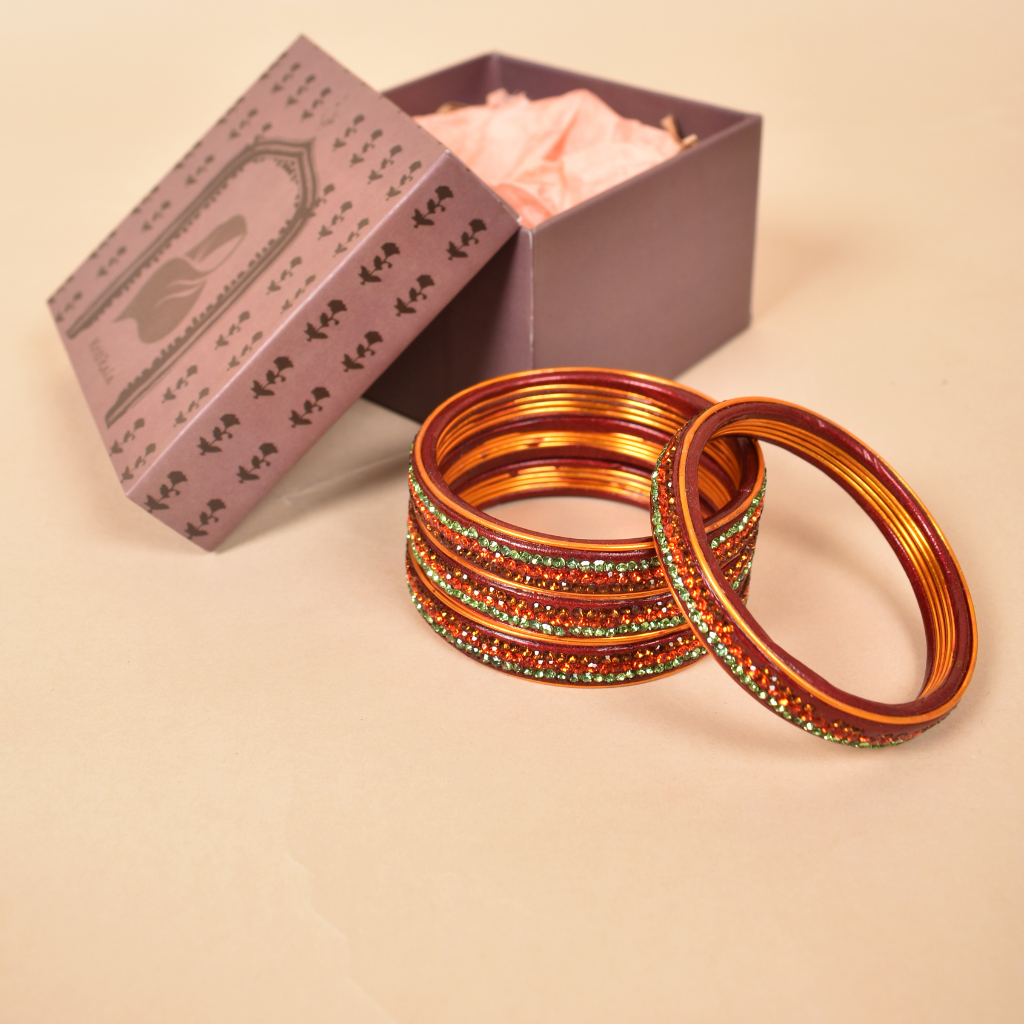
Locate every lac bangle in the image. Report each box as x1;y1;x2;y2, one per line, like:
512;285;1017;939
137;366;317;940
652;397;977;746
408;368;765;685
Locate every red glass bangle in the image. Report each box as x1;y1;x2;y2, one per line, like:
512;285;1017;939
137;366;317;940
652;397;977;746
408;368;765;685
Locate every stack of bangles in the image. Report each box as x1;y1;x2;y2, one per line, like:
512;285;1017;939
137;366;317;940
407;369;977;748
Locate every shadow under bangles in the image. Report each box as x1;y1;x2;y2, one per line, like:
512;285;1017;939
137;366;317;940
406;369;765;685
652;397;977;746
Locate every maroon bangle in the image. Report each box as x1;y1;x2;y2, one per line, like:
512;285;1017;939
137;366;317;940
408;368;765;685
652;397;977;745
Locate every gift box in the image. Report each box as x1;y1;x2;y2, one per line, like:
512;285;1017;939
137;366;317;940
47;36;519;549
366;53;762;421
48;39;761;549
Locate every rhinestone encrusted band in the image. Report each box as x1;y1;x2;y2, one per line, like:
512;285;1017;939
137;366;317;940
652;399;977;745
407;368;766;685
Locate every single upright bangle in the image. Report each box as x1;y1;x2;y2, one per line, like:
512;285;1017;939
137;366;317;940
652;397;977;745
407;368;765;684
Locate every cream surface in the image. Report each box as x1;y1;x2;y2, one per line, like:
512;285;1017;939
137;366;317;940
415;88;681;227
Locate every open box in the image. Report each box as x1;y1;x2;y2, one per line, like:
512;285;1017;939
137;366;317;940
47;38;760;548
368;53;762;421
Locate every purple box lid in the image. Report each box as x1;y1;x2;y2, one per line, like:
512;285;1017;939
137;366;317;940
48;36;519;549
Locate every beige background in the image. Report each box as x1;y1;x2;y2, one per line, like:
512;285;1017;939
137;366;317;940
2;1;1022;1020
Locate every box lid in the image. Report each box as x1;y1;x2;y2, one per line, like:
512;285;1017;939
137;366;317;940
48;36;520;549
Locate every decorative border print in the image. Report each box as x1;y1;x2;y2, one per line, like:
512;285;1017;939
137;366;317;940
66;139;318;427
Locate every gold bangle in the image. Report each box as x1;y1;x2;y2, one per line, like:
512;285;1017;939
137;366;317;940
408;369;765;685
653;397;977;745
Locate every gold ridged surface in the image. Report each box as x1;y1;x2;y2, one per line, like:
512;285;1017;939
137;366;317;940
681;415;975;723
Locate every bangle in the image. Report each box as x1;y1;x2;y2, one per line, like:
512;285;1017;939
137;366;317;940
408;369;765;684
652;397;977;745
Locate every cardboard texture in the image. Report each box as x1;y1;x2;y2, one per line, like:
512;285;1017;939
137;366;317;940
368;53;762;421
47;36;519;549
